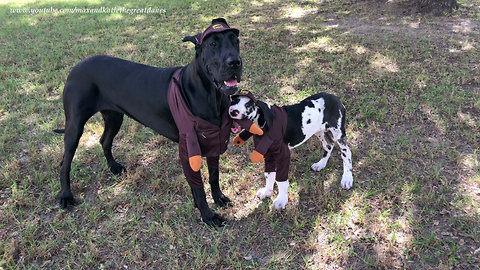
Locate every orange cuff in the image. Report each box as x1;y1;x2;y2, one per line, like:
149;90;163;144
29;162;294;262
249;123;263;136
233;135;245;146
251;150;264;163
189;155;202;172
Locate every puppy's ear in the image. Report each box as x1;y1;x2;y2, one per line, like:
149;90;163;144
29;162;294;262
256;101;274;128
212;18;228;26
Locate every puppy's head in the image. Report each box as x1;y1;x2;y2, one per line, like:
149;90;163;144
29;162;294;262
229;96;274;129
229;96;257;120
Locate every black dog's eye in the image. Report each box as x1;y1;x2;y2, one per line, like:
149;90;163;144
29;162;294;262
230;35;240;44
210;41;217;47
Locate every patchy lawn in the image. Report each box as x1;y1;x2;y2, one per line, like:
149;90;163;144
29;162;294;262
1;0;479;269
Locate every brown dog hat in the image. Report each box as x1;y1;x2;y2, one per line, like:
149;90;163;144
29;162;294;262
183;18;239;45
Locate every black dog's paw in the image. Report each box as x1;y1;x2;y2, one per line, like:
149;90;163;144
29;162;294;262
213;193;233;208
59;192;76;209
202;212;227;227
109;161;126;175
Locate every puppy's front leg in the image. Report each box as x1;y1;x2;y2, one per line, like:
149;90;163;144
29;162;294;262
257;172;275;199
273;180;289;210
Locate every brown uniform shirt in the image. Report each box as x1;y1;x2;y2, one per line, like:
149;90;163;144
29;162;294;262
168;68;232;188
238;105;290;182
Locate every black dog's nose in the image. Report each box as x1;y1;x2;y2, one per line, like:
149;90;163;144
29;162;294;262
226;56;242;68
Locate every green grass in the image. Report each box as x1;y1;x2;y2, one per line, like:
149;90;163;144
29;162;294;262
1;0;480;268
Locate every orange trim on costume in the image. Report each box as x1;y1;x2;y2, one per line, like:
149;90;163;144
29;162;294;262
248;124;263;136
189;155;202;172
251;150;264;163
233;135;245;146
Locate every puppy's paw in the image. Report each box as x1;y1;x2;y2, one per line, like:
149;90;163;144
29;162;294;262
273;194;288;210
273;180;289;210
311;160;327;172
256;187;273;199
341;172;353;189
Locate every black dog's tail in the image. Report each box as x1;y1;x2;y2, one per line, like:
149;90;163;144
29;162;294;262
53;129;65;134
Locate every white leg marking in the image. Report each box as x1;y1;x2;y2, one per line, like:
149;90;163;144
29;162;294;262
257;172;275;199
273;180;289;210
311;131;334;171
337;137;353;190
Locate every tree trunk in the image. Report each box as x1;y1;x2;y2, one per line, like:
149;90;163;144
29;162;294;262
418;0;459;14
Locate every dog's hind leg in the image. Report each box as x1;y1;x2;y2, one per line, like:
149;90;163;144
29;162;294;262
311;130;335;172
59;114;96;207
59;120;85;208
59;83;98;208
329;127;353;190
337;136;353;189
100;110;126;175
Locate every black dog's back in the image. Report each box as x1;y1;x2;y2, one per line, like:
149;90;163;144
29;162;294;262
63;55;180;141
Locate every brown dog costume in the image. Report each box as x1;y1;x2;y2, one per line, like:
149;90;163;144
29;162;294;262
231;91;290;182
168;68;232;188
169;76;263;189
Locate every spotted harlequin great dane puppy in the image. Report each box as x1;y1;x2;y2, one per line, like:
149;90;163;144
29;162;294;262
229;92;353;209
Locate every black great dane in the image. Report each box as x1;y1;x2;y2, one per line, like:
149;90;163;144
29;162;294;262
55;18;242;226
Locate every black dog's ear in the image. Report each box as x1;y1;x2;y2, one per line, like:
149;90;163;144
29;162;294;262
256;101;274;128
182;35;199;45
212;18;228;26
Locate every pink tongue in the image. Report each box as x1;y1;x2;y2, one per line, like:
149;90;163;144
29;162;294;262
224;79;238;87
231;121;242;134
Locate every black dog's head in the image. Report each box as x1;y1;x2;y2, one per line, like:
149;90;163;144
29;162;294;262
183;18;242;96
229;95;274;129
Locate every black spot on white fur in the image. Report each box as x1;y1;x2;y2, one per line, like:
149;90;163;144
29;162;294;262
283;93;345;148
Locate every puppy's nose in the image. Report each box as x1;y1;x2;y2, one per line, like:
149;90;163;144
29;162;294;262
229;109;239;117
226;56;241;68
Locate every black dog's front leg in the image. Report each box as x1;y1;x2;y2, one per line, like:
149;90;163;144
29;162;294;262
191;187;226;227
208;166;232;207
